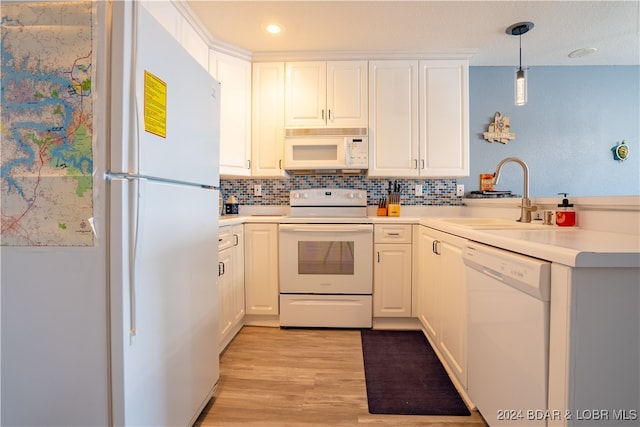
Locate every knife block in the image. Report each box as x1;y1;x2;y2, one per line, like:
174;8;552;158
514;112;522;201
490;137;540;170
387;204;401;217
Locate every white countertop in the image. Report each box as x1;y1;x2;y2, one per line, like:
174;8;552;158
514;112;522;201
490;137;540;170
219;214;640;268
420;218;640;268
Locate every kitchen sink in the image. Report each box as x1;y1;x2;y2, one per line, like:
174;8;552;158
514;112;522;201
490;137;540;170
437;217;549;230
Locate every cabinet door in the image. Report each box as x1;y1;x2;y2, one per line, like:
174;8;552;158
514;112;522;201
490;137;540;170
231;225;245;325
211;51;252;176
374;243;412;317
218;246;233;345
252;62;287;177
417;227;440;340
143;1;209;69
285;62;327;127
419;60;469;177
244;224;279;315
438;238;467;388
327;61;368;127
368;60;419;177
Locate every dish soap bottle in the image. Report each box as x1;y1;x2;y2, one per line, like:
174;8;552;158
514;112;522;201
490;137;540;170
555;193;576;227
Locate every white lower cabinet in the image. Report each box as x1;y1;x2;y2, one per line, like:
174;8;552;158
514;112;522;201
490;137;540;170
548;264;640;427
244;223;279;316
373;224;413;317
416;225;468;389
218;224;245;353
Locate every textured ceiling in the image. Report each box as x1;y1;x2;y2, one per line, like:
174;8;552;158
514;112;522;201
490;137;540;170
187;0;640;65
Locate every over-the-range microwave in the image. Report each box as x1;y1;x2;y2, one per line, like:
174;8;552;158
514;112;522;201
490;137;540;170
283;128;368;174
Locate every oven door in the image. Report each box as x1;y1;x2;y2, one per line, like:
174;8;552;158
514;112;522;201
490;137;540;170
279;223;373;294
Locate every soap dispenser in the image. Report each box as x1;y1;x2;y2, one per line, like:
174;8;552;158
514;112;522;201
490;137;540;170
555;193;576;227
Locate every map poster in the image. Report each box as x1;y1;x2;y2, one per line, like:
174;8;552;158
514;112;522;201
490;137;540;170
1;1;95;246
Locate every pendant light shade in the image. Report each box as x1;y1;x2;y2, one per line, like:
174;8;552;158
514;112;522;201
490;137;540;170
515;68;527;106
506;22;534;106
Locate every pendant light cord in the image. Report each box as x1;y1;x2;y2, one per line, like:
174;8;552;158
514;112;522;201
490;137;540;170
519;33;523;70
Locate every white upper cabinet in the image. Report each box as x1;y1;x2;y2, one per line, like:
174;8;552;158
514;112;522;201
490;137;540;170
141;1;209;70
285;61;368;128
210;51;252;177
368;60;419;176
419;60;469;177
368;59;469;177
251;62;287;177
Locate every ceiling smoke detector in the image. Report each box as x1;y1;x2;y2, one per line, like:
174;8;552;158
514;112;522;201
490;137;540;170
568;47;598;58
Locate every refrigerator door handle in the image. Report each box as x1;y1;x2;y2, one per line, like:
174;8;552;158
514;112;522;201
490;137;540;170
128;177;143;338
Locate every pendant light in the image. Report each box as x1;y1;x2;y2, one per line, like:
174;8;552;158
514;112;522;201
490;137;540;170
506;22;534;106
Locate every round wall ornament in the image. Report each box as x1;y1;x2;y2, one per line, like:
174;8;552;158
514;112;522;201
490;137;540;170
611;139;629;162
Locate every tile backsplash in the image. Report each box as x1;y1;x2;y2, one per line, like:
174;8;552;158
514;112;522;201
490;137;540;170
221;176;462;206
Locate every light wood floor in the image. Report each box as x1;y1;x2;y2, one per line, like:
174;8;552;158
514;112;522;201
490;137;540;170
195;326;488;426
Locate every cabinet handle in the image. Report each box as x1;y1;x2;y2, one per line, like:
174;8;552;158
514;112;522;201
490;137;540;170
377;252;381;263
414;159;418;169
233;234;239;246
328;109;332;121
219;261;225;276
247;159;251;170
432;240;441;255
387;232;400;236
279;159;282;170
322;109;325;120
421;159;425;169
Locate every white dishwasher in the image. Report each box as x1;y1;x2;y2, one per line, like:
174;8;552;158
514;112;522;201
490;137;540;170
463;242;551;427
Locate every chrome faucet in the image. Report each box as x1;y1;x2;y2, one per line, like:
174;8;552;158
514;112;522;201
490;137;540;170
492;157;537;223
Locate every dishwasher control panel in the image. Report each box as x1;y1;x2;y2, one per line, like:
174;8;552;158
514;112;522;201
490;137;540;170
462;244;551;300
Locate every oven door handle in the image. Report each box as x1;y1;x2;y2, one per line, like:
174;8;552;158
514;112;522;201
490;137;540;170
279;224;373;233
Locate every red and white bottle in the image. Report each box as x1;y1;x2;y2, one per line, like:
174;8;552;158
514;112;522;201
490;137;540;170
555;193;576;227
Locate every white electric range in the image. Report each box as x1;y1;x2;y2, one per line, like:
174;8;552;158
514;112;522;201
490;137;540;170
278;188;373;328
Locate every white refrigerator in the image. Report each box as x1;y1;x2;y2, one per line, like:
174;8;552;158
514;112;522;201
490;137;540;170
1;2;220;426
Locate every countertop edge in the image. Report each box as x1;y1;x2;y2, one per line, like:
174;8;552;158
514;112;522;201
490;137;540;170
218;215;640;268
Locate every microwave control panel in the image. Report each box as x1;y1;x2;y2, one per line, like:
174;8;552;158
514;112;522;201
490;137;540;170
345;137;368;168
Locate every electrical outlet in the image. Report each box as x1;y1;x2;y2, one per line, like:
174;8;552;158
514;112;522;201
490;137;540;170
415;184;423;196
254;185;262;196
456;184;465;197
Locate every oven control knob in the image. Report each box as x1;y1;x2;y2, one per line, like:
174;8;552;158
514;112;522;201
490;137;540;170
292;192;300;199
356;193;364;199
347;193;355;199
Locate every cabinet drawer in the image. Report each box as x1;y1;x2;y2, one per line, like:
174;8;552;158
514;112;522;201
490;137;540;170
218;226;233;251
374;224;412;244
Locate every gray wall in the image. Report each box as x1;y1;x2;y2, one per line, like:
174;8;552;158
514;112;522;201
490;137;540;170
460;66;639;197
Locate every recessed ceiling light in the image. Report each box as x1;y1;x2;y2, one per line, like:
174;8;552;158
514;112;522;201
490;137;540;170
568;47;597;58
265;24;282;34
